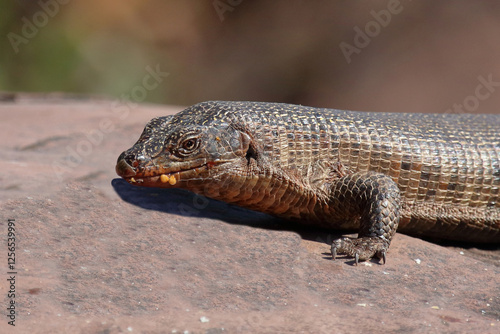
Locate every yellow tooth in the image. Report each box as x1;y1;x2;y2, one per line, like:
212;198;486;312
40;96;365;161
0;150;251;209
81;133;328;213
168;175;177;185
130;177;136;183
160;174;169;183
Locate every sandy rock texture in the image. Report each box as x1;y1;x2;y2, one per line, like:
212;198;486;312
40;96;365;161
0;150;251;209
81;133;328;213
0;98;499;333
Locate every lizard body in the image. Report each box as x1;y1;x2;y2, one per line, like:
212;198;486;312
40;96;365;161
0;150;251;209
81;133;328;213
116;101;500;263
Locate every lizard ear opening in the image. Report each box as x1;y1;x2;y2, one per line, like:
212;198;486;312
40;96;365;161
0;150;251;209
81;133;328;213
239;131;258;162
246;143;259;162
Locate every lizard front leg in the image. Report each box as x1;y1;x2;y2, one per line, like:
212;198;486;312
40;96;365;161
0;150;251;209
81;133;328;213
330;172;401;265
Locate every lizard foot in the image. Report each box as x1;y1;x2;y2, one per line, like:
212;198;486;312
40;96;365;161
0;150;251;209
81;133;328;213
331;237;388;265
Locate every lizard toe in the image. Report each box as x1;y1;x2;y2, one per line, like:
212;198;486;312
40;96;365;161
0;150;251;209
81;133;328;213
331;237;389;265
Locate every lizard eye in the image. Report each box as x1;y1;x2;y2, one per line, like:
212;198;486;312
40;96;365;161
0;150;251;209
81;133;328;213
178;136;200;156
183;139;196;150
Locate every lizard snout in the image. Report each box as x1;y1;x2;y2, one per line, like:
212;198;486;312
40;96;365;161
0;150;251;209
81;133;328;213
115;155;137;178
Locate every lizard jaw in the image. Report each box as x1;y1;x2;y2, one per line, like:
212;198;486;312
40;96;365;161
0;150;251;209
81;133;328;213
116;158;212;187
121;166;210;187
126;171;181;186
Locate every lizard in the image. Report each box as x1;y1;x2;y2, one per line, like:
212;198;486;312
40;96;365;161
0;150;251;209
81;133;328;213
116;101;500;264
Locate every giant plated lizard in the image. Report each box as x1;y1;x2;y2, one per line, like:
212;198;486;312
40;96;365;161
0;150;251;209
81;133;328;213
116;101;500;264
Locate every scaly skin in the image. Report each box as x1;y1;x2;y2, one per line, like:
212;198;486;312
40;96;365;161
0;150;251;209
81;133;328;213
116;101;500;264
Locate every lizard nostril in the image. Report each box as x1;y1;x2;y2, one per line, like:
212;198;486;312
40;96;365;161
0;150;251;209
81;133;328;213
115;158;137;178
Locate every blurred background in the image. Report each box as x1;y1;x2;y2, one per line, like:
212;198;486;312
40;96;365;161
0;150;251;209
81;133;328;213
1;0;500;113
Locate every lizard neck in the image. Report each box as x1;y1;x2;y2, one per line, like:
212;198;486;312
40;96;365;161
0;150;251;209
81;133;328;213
186;161;332;223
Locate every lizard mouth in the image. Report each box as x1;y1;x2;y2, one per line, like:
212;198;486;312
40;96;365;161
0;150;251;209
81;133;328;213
124;167;207;186
116;158;212;187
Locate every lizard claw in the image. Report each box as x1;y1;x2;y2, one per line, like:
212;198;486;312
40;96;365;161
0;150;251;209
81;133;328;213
379;250;386;264
331;237;389;265
331;243;338;260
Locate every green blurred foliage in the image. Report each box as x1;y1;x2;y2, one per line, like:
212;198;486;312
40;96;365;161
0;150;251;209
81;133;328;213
0;1;171;104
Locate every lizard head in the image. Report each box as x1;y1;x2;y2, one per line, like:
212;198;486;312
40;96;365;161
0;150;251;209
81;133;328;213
115;102;253;193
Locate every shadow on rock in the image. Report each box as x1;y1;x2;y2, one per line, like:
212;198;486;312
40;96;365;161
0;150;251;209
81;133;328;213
112;178;286;228
111;178;344;243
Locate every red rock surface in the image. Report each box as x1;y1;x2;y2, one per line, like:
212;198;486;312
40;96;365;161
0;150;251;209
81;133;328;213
0;98;499;333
